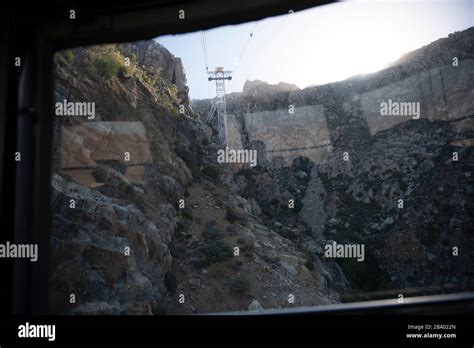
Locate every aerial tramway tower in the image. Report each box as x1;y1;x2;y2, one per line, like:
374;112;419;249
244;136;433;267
205;67;232;145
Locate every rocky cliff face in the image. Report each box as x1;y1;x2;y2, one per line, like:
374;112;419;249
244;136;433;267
243;79;300;97
50;27;473;314
50;43;200;314
50;42;344;314
119;41;190;105
193;27;474;299
194;29;474;167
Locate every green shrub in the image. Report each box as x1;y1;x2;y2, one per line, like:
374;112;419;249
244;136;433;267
93;57;120;78
202;164;220;180
204;219;217;229
175;144;200;176
169;241;186;258
237;237;255;257
276;228;298;242
231;259;243;270
202;220;224;240
293;199;304;213
130;52;138;65
117;64;128;78
151;303;168;315
304;250;315;271
336;253;389;291
229;276;250;295
426;223;440;247
176;221;190;235
226;225;238;236
175;144;192;166
262;254;279;265
60;50;75;63
136;66;165;94
164;272;177;294
203;228;223;240
304;227;313;236
142;73;155;87
181;208;193;221
269;198;279;206
92;47;129;79
169;83;179;99
225;207;246;223
292;156;311;173
199;240;233;265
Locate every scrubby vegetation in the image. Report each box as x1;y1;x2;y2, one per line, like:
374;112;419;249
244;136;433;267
57;50;76;64
197;220;233;266
198;240;233;266
304;250;316;271
164;272;178;294
229;276;250;295
336;253;389;292
91;46;130;79
225;207;246;224
85;44;182;115
175;143;200;177
202;164;220;180
202;220;224;240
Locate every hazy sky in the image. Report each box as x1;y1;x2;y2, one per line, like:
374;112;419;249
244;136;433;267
156;0;474;100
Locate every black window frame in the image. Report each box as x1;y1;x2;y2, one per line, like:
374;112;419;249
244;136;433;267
1;0;472;316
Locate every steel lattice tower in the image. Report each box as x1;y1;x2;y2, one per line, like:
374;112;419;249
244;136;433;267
207;67;232;145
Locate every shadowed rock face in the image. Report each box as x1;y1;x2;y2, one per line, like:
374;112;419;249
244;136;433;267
50;173;173;315
359;59;474;135
193;27;474;299
218;58;474;165
50;44;197;314
50;42;345;315
242;105;331;165
50;27;473;314
194;28;474;169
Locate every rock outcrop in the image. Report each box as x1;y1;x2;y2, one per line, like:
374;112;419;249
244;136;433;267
119;41;190;105
193;27;474;300
50;27;473;314
243;79;300;97
51;43;197;314
50;41;343;315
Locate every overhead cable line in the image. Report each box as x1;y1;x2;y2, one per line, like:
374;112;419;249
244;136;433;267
232;21;258;77
200;31;209;72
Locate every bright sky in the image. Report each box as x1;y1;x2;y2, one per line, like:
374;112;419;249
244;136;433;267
156;0;474;100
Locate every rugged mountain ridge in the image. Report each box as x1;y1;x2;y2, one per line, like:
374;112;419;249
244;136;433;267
50;27;473;314
119;41;190;105
51;43;200;314
50;42;344;315
193;27;474;299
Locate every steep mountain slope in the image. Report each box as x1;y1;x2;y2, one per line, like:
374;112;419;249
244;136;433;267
50;41;343;314
50;27;473;314
193;27;474;300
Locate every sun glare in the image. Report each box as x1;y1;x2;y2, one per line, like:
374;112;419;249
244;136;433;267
276;1;430;87
243;0;470;89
